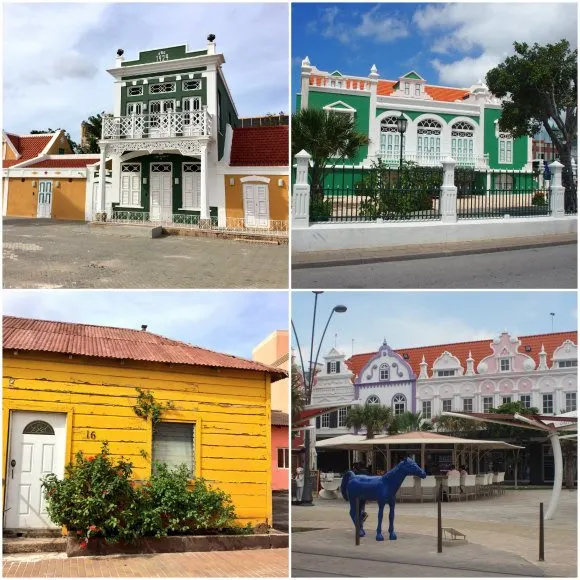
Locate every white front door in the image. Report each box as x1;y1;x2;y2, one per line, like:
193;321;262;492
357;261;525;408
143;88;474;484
182;163;201;209
92;180;112;219
150;163;172;221
243;183;270;228
37;181;52;218
120;163;142;207
5;411;67;529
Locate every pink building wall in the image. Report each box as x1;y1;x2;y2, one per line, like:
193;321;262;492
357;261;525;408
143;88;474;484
271;425;289;491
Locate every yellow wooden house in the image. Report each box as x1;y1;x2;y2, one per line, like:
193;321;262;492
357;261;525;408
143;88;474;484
2;316;286;532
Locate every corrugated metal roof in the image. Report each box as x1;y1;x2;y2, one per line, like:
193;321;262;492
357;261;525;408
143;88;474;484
3;316;287;381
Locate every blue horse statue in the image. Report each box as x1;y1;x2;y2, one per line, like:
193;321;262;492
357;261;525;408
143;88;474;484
341;457;426;541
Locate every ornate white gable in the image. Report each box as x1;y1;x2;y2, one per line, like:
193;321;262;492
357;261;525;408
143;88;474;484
552;339;578;369
310;347;355;407
477;331;536;374
432;351;464;377
357;339;415;384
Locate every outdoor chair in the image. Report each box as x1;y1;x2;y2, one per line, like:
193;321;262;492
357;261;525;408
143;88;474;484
463;474;477;500
497;472;505;495
398;476;416;502
444;475;462;502
420;476;438;502
484;473;494;497
475;474;486;498
491;473;499;496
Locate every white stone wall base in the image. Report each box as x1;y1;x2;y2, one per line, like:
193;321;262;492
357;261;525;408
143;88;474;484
292;216;577;253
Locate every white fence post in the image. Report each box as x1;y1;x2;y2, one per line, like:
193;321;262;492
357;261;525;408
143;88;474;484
293;150;311;228
549;160;565;217
440;157;458;223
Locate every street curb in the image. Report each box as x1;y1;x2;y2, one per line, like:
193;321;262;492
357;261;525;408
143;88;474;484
66;530;289;557
292;239;577;270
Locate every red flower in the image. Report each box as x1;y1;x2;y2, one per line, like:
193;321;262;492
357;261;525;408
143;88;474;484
145;482;152;487
87;457;95;462
89;525;97;532
130;481;136;488
80;539;88;549
76;530;82;536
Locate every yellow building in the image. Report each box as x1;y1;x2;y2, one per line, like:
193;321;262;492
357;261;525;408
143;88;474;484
2;130;100;220
2;316;285;531
219;125;289;233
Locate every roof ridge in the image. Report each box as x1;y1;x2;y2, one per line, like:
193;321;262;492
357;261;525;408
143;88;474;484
348;331;577;359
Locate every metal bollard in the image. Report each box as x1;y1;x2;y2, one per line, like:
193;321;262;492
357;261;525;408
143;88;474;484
539;502;544;561
437;482;443;553
355;497;360;546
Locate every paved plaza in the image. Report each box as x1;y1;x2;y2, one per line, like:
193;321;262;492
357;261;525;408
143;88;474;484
3;548;288;577
3;219;288;289
292;489;577;577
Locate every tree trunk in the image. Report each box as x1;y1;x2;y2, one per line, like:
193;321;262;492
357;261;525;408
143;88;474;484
558;144;577;213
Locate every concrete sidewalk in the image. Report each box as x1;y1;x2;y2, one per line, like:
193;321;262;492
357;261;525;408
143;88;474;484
3;548;289;577
293;528;544;577
292;233;577;269
292;489;577;577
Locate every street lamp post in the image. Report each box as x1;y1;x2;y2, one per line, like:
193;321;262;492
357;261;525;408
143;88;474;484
292;292;347;505
396;113;408;173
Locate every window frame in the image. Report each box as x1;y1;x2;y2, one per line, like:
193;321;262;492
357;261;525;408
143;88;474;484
149;81;177;95
277;448;290;469
520;394;531;409
379;363;390;381
565;392;577;413
498;133;513;164
542;393;554;415
183;79;202;92
463;398;473;412
482;396;494;413
321;413;330;428
422;400;432;419
338;407;349;427
152;420;196;477
442;399;452;413
499;358;511;372
392;393;407;415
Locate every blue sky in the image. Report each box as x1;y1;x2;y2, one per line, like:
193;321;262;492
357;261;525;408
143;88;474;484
4;3;288;141
292;2;578;109
291;291;577;361
4;291;288;360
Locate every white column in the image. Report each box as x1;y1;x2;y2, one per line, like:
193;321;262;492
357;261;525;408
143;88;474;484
549;160;565;217
300;57;312;110
200;143;209;220
545;432;563;520
367;65;380;160
3;170;9;216
440;157;458;223
98;144;108;218
292;150;311;228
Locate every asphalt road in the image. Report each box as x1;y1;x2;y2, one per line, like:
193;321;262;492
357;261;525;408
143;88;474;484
292;244;577;289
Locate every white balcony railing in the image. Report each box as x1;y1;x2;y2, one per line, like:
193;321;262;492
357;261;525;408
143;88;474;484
376;151;490;169
102;109;212;141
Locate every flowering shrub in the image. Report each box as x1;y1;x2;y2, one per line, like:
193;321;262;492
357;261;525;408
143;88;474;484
41;444;247;547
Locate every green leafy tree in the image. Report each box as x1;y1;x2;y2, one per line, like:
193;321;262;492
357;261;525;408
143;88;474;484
486;40;577;212
345;403;393;439
430;414;476;435
389;411;433;434
30;128;80;153
291;108;369;201
291;363;306;425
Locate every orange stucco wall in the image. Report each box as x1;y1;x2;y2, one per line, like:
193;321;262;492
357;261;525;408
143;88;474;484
46;131;73;155
253;331;289;414
224;174;288;224
6;178;86;220
3;139;18;161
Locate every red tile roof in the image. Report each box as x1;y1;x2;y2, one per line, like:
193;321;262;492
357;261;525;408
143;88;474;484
346;332;577;380
2;160;24;168
25;157;99;169
230;125;288;167
12;134;53;159
3;316;287;381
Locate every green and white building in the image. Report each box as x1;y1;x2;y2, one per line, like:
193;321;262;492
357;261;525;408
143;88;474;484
94;38;238;224
297;57;533;181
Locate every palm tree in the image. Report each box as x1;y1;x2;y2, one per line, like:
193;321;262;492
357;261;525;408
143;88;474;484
291;108;369;197
80;113;104;153
431;414;474;435
389;411;432;434
345;403;393;439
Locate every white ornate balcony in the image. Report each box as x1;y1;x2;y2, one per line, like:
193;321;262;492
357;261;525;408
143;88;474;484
102;109;212;141
375;152;489;170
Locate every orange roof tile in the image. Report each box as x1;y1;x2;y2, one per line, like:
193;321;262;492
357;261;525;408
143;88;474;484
15;135;53;159
3;316;287;381
25;157;99;169
230;125;288;167
347;332;577;380
377;80;396;96
425;86;469;102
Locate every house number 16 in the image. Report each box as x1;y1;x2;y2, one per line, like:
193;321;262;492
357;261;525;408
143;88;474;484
86;431;96;439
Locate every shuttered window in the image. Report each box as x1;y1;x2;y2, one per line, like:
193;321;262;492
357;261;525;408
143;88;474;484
152;422;195;476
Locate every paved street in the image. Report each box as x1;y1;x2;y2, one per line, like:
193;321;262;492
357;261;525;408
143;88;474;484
292;489;577;577
3;219;288;289
3;548;288;577
292;244;577;289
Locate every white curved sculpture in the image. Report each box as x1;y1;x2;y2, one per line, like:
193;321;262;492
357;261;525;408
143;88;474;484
319;472;341;499
545;432;563;520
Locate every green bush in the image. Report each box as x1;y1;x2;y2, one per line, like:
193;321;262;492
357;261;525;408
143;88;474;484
357;159;440;219
532;192;547;206
42;444;247;548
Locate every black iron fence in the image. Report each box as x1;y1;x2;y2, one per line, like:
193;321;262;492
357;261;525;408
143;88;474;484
309;160;443;223
455;169;550;219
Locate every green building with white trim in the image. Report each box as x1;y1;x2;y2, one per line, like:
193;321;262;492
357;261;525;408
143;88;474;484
297;57;534;191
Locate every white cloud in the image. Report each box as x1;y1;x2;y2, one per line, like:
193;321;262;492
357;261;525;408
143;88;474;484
3;3;288;140
314;5;408;46
413;3;577;86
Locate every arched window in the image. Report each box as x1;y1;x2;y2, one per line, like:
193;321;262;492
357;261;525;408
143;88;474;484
380;116;401;160
417;119;442;162
392;394;407;415
366;395;380;405
451;121;475;163
379;363;390;381
23;421;54;435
